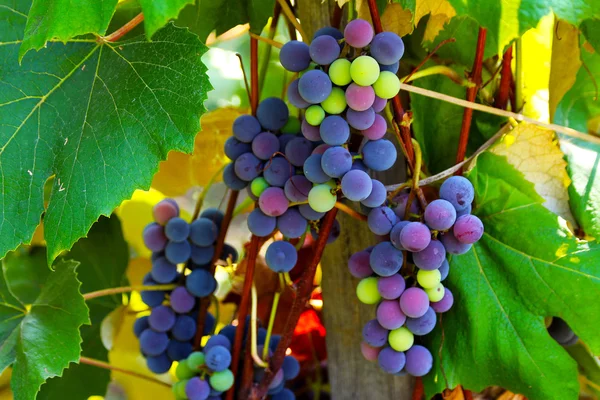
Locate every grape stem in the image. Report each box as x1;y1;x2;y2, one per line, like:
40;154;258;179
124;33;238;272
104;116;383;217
401;65;473;87
251;284;269;367
262;275;284;360
250;36;260;115
79;356;171;387
191;164;227;220
334;202;367;222
233;196;255;217
386;180;412;202
249;32;284;49
412;377;424;400
276;0;308;43
259;2;282;96
236;53;252;107
100;13;144;42
410;139;428;208
82;284;176;301
401;38;456;84
495;47;513;109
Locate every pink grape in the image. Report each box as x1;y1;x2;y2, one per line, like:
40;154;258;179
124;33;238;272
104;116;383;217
372;96;386;112
346;83;375;111
453;214;484;244
377;300;407;330
258;187;289;217
413;240;446;270
431;288;454;313
399;287;429;318
301;118;321;141
344;19;374;48
377;273;406;300
153;199;179;225
399;222;431;252
361;341;382;362
348;250;374;278
361;113;387;140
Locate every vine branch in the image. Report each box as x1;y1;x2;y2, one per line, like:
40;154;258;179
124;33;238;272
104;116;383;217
79;356;171;388
101;13;144;42
495;46;513;109
82;285;176;301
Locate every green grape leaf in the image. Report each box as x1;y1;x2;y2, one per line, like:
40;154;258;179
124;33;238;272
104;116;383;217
423;152;600;400
0;260;89;400
2;247;49;305
138;0;195;38
582;18;600;52
18;0;118;59
38;215;129;399
0;1;211;264
175;0;275;42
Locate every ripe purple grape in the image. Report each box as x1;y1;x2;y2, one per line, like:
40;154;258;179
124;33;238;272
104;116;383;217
439;176;474;211
406;307;436;335
361;341;382;362
362;319;389;347
205;345;232;371
309;34;341;65
190;245;214;265
223;162;247;190
149;305;176;332
172;315;197;341
165;240;191;264
139;329;169;356
346;107;375;130
372;96;387;112
399;287;429;318
190;218;218;246
439;259;450;281
413;240;446;270
287;79;311;109
151;256;177;283
301;118;321;141
362;139;397;171
404;345;433;377
143;223;167;252
392;191;421;218
320;115;350;145
153;199;179;225
252;132;280;160
279;40;311;72
369;241;403;277
186;377;211;400
399;222;430;252
376;300;407;330
321;146;352;178
424;199;457;231
361;179;386;208
186;268;217;297
284;175;312;202
233;115;261;143
377;347;406;374
234;152;263;181
298;204;325;221
285;137;313;166
257;97;289;131
390;220;410;250
298;70;332;104
259;187;289;217
431;288;453;313
341;169;373;201
277;208;308;238
440;230;472;255
170;286;195;314
367;206;398;235
224;136;251;161
370;32;405;65
453;214;484;244
344;19;374;48
205;334;232;353
377;273;405;300
263;157;293;187
380;61;399;73
348;250;373;278
303;154;330;184
265;241;298;272
282;355;300;380
146;353;172;374
361;113;387;140
247;208;276;237
346;83;375;112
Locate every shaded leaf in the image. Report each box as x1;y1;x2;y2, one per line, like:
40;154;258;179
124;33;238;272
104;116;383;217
549;21;581;121
2;247;49;305
138;0;195;38
0;1;211;264
423;152;600;400
565;342;600;398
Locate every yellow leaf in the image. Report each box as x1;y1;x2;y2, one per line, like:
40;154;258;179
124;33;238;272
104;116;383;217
443;385;465;400
549;20;582;121
0;368;12;400
416;0;456;42
491;123;575;226
150;108;246;197
336;0;350;7
423;13;453;42
126;257;155;312
381;4;414;37
101;306;127;351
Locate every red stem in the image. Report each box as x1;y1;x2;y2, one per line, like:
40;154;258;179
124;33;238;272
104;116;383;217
252;209;339;398
331;2;344;28
226;235;260;400
412;377;424;400
464;389;473;400
366;0;415;169
102;13;144;42
495;46;513;109
251;37;259;115
193;190;240;349
455;27;487;175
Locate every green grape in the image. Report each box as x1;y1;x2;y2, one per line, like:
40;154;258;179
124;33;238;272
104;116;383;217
282;116;301;133
417;269;441;289
172;380;188;398
176;360;196;379
251;177;270;197
426;283;445;302
308;184;337;212
356;277;381;304
350;56;380;86
329;59;352;86
388;327;414;352
305;105;326;126
210;369;235;392
321;87;347;114
373;71;400;99
186;351;205;371
324;179;337;189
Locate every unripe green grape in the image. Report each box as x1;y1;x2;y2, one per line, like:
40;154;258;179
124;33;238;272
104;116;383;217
308;184;337;212
417;269;441;289
176;360;195;379
186;351;205;371
329;58;352;86
373;71;400;99
210;369;235;392
321;87;347;114
426;283;445;302
172;380;188;398
323;179;337;189
350;56;380;86
305;105;325;126
251;177;269;197
388;327;414;351
282;116;301;133
356;276;381;304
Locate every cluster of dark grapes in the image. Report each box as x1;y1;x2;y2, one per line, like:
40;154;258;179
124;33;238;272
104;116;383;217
548;317;578;346
135;200;238;373
351;176;484;376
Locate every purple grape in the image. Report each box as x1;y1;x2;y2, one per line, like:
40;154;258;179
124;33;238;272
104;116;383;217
390;220;410;250
392;191;421;218
380;61;399;73
172;315;197;341
204;334;232;353
361;179;386;208
424;199;457;231
153;199;179;225
221;243;238;263
223;163;247;190
346;83;375;112
377;273;406;300
361;113;387;140
269;369;285;391
247;208;276;237
312;143;332;155
453;214;484;244
368;206;398;235
362;319;389;347
285;137;313;166
146;353;172;374
149;305;176;332
314;26;344;41
277;208;308;238
259;187;289;217
346;107;375;130
151;256;177;283
288;79;311;109
370;32;405;65
298;70;332;104
440;230;472;254
399;222;431;252
413;240;446;270
309;34;341;65
186;377;211;400
377;347;406;374
233;115;261;143
141;274;165;307
284;175;312;202
272;389;295;400
406;307;436;335
167;340;193;361
234;152;263;181
190;218;218;246
320;115;350;145
279;133;297;152
399;287;429;318
139;329;169;356
348;250;374;278
257;97;289;131
321;146;352;178
369;241;403;277
133;316;149;338
298;204;325;220
264;157;293;187
377;300;407;330
186;268;217;297
341;170;373;201
439;176;474;211
352;159;369;172
344;19;374;48
457;204;472;217
282;355;300;379
303;154;330;183
170;286;195;313
301;118;321;141
439;259;450;281
404;345;433;376
372;96;387;112
191;245;214;265
362;139;397;171
143;223;167;252
252;132;280;160
265;241;298;272
279;40;311;72
431;288;453;313
205;345;232;371
164;217;190;242
165;240;192;264
224;136;251;161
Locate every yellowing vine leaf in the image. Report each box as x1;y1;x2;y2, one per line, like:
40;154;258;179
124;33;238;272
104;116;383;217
415;0;456;42
380;0;455;41
150;108;245;196
491;123;575;226
549;21;582;121
382;4;413;37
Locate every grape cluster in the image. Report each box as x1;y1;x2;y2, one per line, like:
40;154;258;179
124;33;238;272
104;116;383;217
135;200;237;373
352;176;483;376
